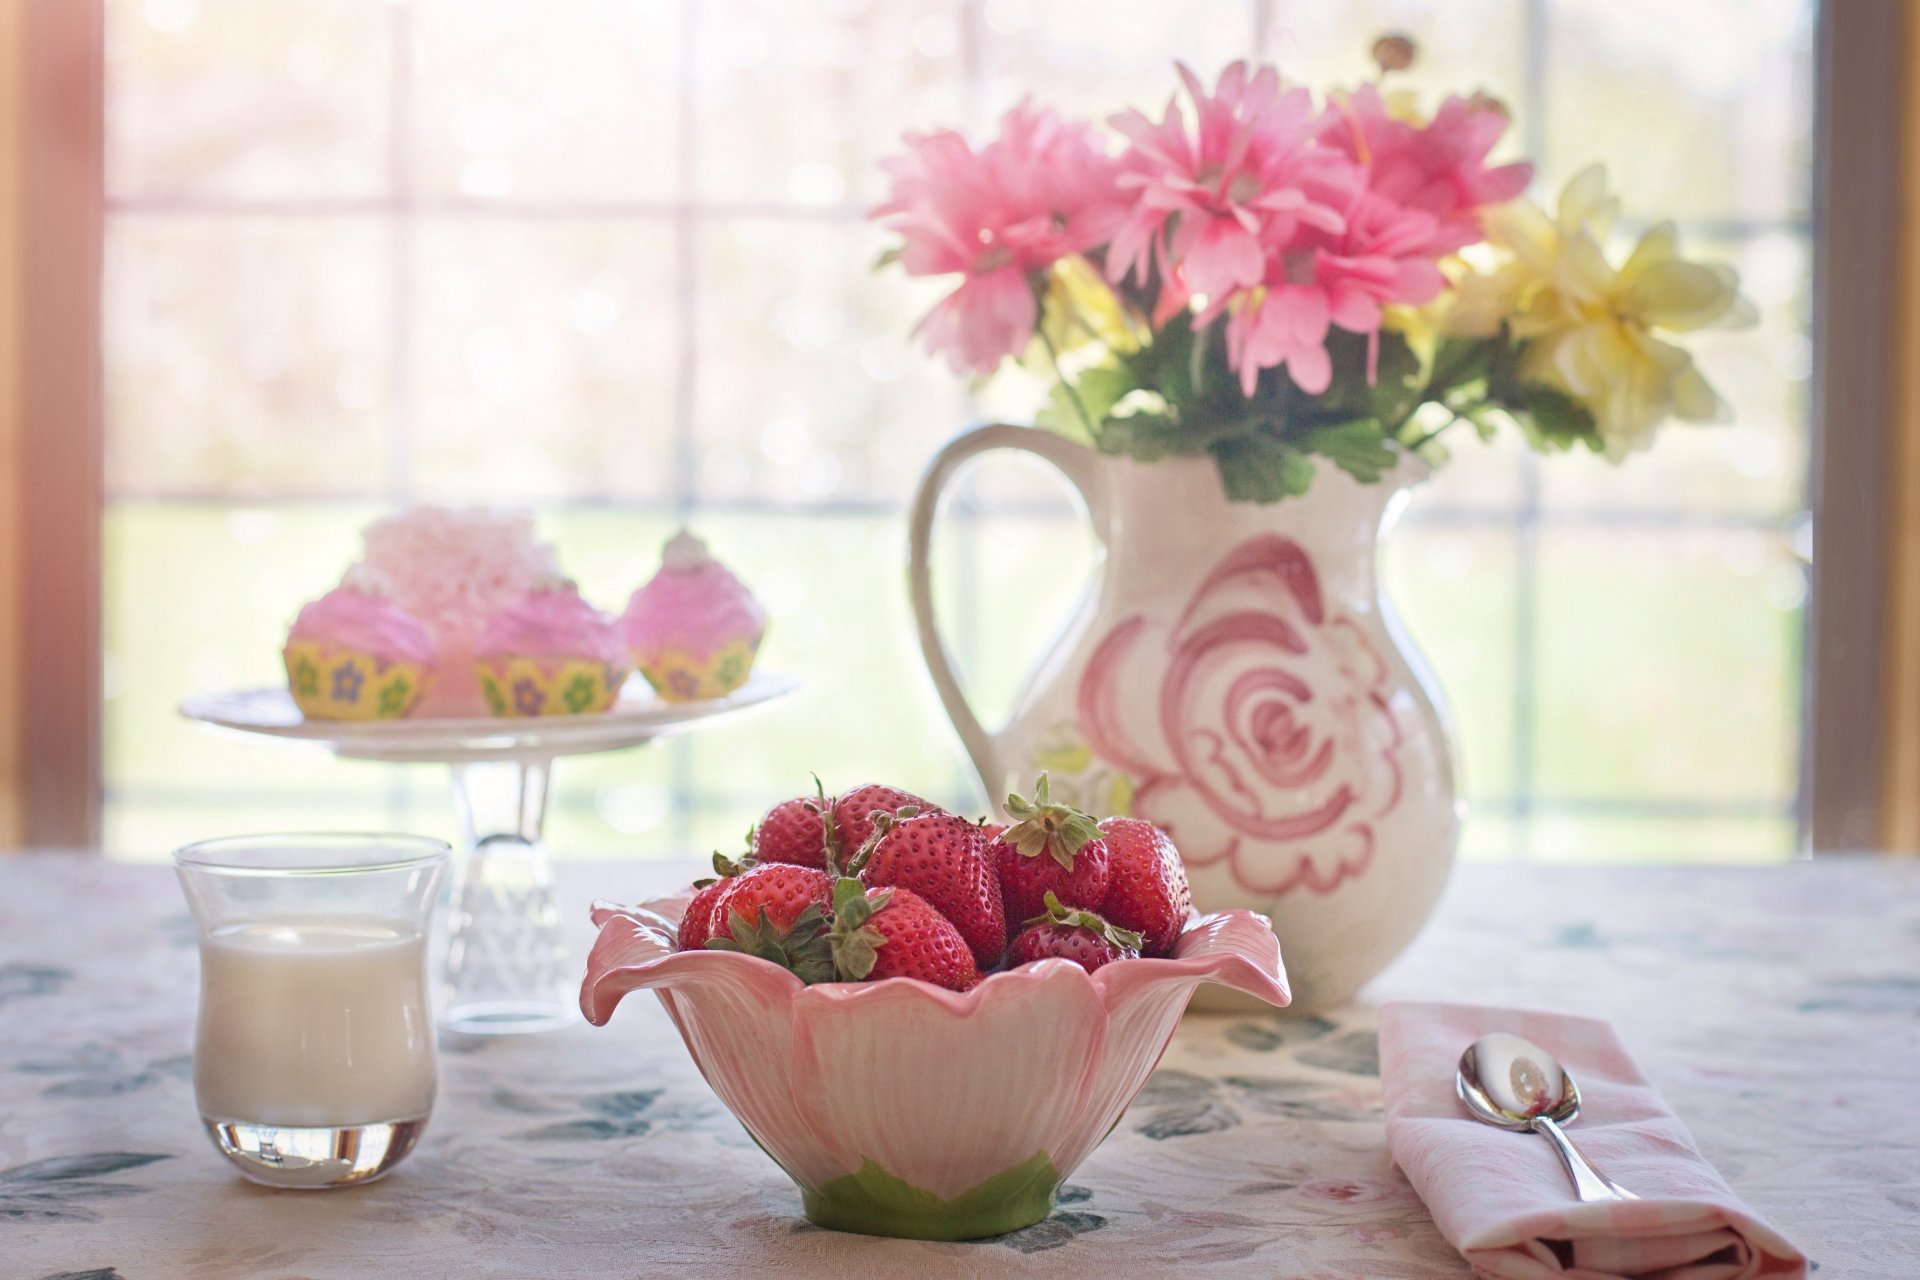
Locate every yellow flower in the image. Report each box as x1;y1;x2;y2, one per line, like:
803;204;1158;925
1450;164;1754;458
1038;254;1146;357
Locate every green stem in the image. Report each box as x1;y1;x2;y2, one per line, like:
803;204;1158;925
1402;397;1489;454
1036;324;1099;441
1388;339;1494;443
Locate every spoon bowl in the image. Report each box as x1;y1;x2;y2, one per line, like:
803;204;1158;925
1456;1032;1636;1203
1456;1030;1581;1130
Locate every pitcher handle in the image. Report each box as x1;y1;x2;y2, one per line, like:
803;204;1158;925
907;424;1109;801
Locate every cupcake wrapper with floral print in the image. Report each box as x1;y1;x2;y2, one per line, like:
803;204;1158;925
634;634;762;703
476;656;629;718
283;641;432;722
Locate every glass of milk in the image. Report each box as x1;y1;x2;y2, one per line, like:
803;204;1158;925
174;833;451;1189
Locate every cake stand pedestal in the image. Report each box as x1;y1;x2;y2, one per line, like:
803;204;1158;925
180;673;797;1035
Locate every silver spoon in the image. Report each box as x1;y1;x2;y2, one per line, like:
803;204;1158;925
1456;1032;1638;1203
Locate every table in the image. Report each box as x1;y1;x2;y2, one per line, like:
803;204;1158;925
2;855;1915;1279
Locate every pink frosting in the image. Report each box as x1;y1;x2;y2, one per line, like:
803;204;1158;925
621;531;766;659
286;580;437;667
476;581;626;664
361;506;561;654
360;506;562;715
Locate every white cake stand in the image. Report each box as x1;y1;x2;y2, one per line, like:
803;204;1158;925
180;672;797;1036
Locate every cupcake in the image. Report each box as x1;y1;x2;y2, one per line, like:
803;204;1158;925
282;565;437;721
621;530;767;702
359;506;561;717
474;576;629;718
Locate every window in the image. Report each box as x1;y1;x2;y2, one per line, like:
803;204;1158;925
100;0;1816;862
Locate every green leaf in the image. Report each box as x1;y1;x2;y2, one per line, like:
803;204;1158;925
831;876;870;923
1073;365;1137;423
1035;363;1139;443
1000;773;1103;870
1301;419;1398;484
1095;410;1188;460
705;903;835;984
872;244;903;271
1025;890;1144;951
1209;433;1316;504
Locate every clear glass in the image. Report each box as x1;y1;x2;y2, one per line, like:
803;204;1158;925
173;833;451;1189
442;760;573;1034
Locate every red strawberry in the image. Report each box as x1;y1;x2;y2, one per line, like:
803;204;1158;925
855;810;1005;969
991;774;1110;924
675;850;755;951
832;783;936;858
826;878;979;990
1096;817;1192;958
751;776;835;871
1007;892;1142;974
710;863;833;940
677;879;731;951
704;863;836;982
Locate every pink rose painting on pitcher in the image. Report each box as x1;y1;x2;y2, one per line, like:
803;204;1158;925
1077;535;1403;897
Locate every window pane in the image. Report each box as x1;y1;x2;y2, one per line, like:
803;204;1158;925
1265;0;1528;111
1529;814;1796;863
984;0;1257;118
105;217;392;497
692;0;964;206
1541;0;1815;222
1384;526;1521;807
411;219;678;502
695;219;965;504
106;0;393;200
1531;528;1803;807
410;0;680;203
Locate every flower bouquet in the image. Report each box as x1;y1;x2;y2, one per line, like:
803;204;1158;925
874;53;1754;502
888;51;1759;1008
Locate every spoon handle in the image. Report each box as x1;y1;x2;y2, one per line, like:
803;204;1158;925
1531;1115;1630;1203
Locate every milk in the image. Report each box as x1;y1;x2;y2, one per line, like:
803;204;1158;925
194;917;437;1128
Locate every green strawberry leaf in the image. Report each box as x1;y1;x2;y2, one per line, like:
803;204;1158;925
1000;773;1103;871
826;878;890;981
706;903;834;984
1024;891;1144;952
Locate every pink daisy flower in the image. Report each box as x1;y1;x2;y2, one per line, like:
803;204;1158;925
1319;85;1532;256
873;102;1126;376
1107;62;1358;300
1209;190;1449;396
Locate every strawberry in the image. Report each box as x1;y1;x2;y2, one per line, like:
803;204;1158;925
702;859;829;940
751;776;836;871
832;783;936;859
855;810;1005;969
1096;816;1192;958
1007;891;1142;974
991;774;1110;924
826;878;979;990
675;850;755;951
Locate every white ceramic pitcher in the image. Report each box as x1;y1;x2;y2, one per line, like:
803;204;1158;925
908;424;1462;1011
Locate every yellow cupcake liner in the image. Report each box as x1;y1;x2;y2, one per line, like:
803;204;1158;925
636;636;761;703
283;641;431;722
476;656;629;718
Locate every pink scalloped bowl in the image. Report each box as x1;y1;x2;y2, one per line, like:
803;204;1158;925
581;893;1289;1240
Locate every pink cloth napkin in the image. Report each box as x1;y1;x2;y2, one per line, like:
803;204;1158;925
1379;1001;1806;1280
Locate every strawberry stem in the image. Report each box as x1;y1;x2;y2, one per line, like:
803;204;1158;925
1024;890;1144;952
1001;773;1103;872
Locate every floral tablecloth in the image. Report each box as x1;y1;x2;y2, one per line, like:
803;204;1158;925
2;854;1915;1279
